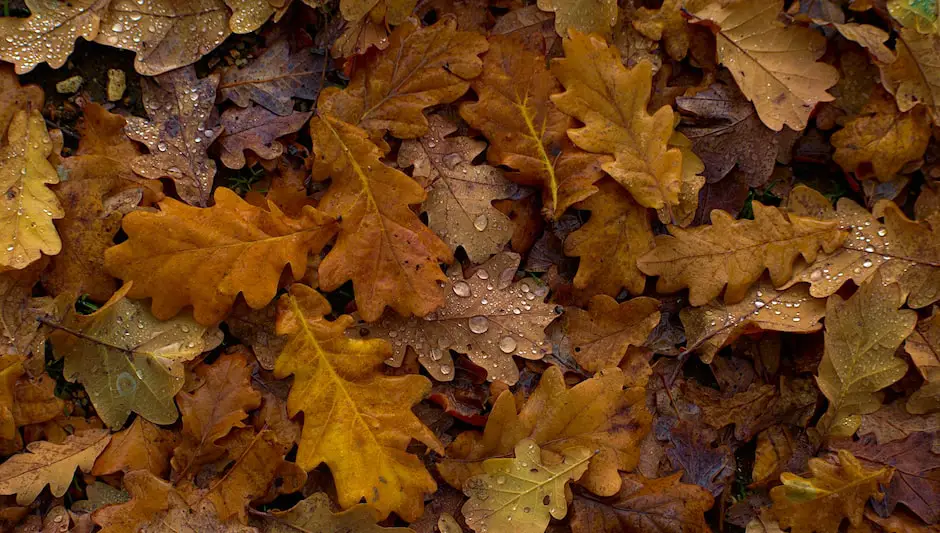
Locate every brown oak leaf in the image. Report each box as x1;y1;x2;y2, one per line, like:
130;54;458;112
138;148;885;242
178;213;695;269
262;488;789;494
564;294;660;373
218;106;311;169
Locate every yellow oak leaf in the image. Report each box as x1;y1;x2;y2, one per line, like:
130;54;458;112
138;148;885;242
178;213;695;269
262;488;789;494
693;0;840;131
104;187;336;325
50;283;222;429
565;294;660;373
462;439;592;533
536;0;617;37
633;0;690;61
878;202;940;309
0;0;108;74
879;29;940;126
905;309;940;414
320;16;488;140
0;65;43;144
0;355;24;440
261;492;415;532
0;110;63;271
817;272;917;437
770;450;893;533
663;131;705;228
274;284;443;521
637;202;845;306
551;31;682;210
0;429;110;505
438;366;650;498
459;34;606;219
310;115;452;322
0;260;54;358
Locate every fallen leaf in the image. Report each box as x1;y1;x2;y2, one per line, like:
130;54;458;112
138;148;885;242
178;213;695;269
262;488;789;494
0;0;108;74
879;29;940;126
350;252;556;384
218;40;326;116
225;0;274;33
398;114;516;263
227;300;285;371
888;0;940;33
638;202;844;306
0;355;24;440
310;115;451;322
0;261;54;358
218;107;312;169
104;187;336;325
816;272;917;437
830;22;896;64
462;439;592;533
770;449;893;533
260;492;414;532
564;294;660;373
273;284;442;521
664;132;706;227
752;425;815;484
878;203;940;309
551;31;682;210
92;417;179;478
0;65;43;143
0;110;63;270
0;429;109;505
439;366;651;498
633;0;690;61
10;373;62;428
123;66;222;206
693;0;840;131
570;472;714;533
665;422;734;495
859;401;940;446
536;0;616;37
906;311;940;414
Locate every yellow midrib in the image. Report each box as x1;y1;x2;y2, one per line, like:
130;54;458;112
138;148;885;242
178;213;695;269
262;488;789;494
514;94;558;212
480;450;592;520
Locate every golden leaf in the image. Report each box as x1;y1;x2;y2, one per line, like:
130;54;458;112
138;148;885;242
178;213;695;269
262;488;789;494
0;355;24;440
273;284;443;521
905;311;940;414
398;114;517;263
770;450;893;533
564;180;654;297
0;0;108;74
693;0;840;131
92;417;178;478
878;203;940;309
462;439;592;533
637;202;844;306
10;372;62;428
104;187;336;325
879;29;940;126
536;0;617;37
459;34;606;218
439;366;651;498
350;252;556;384
0;65;43;143
261;492;415;532
565;294;660;373
829;22;896;64
633;0;690;61
0;429;109;505
551;31;682;210
50;284;222;429
93;0;231;75
320;16;488;140
817;273;917;437
888;0;939;34
663;132;705;227
225;0;274;34
310;115;451;322
0;110;63;270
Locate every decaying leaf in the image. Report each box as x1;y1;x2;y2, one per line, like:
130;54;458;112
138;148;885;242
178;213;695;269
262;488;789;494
770;449;893;533
462;439;592;533
816;272;917;437
439;366;651;498
879;30;940;126
398;114;516;263
51;284;222;429
0;110;63;271
570;472;714;533
906;311;940;414
92;416;178;478
274;284;442;521
638;202;844;306
104;187;336;325
0;429;110;505
218;107;312;169
665;422;734;495
260;492;414;532
0;0;108;74
564;294;660;373
693;0;840;131
536;0;616;37
350;252;556;384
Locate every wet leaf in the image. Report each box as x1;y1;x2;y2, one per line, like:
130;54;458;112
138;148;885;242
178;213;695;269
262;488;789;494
0;0;108;74
260;492;414;532
878;203;940;309
564;294;660;373
906;311;940;414
879;29;940;126
536;0;616;37
218;107;312;170
633;0;690;61
0;65;43;143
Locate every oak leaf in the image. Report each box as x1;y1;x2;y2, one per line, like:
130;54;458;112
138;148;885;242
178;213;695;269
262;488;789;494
551;31;682;210
0;355;24;440
564;294;660;373
663;132;706;227
633;0;690;61
693;0;840;131
310;115;451;322
123;66;222;206
0;0;108;74
665;421;734;495
172;352;262;481
273;284;443;521
816;273;917;437
829;22;896;64
50;283;223;429
350;252;556;384
859;401;940;447
218;40;326;116
770;450;893;533
10;372;63;428
225;0;274;33
398;114;516;263
906;311;940;414
104;187;336;325
0;110;63;270
439;366;651;498
458;35;606;218
564;180;654;298
228;300;285;371
320;16;488;140
536;0;616;37
94;0;231;75
0;429;109;505
879;29;940;126
0;65;43;143
752;425;815;484
638;202;844;306
878;203;940;309
888;0;940;33
462;439;592;533
570;472;714;533
260;492;414;532
218;107;312;169
92;417;178;478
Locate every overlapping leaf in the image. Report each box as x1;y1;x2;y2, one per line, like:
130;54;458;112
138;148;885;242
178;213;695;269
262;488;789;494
906;311;940;414
0;0;108;74
565;294;660;373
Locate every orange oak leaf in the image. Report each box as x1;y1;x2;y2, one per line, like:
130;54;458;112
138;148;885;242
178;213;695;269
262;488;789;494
92;417;178;478
565;294;661;373
906;311;940;414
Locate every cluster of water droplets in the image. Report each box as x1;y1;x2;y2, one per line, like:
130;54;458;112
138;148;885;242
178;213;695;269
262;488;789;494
101;0;230;60
1;3;97;71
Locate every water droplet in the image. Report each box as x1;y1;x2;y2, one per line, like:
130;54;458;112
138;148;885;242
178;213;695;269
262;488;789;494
754;300;765;308
469;316;489;334
877;228;887;237
862;259;873;268
112;22;124;32
512;308;521;315
496;476;506;485
473;214;488;231
476;269;489;280
499;336;517;353
792;317;801;322
440;365;451;375
430;348;443;361
864;245;875;253
157;142;167;152
809;269;823;282
204;129;214;137
453;281;471;297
